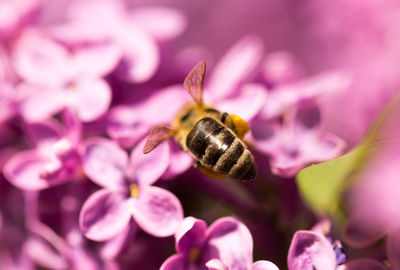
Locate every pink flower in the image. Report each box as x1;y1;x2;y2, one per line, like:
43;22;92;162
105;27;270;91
3;110;83;190
287;220;388;270
13;28;117;122
79;137;183;241
161;216;278;270
51;0;186;83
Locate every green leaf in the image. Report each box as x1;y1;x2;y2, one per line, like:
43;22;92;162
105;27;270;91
296;93;400;216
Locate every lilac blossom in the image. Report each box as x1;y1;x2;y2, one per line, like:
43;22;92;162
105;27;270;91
12;28;118;122
287;220;388;270
249;53;349;177
0;0;41;39
3;110;83;190
161;216;278;270
50;0;186;83
79;137;183;241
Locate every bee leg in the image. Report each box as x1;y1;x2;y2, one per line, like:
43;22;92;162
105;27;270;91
194;161;226;180
222;113;249;139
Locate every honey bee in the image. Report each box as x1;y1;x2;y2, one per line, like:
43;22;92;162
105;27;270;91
143;61;256;180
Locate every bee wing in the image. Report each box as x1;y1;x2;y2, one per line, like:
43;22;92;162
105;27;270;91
183;61;206;104
143;124;175;154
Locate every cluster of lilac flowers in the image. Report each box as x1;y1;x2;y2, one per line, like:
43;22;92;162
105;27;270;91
1;0;400;269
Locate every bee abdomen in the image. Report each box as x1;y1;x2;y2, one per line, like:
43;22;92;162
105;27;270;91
187;117;256;180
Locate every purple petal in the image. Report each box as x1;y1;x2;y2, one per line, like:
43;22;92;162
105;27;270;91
82;138;128;190
3;150;59;190
116;25;159;83
129;7;186;41
204;217;253;270
12;29;70;86
251;261;280;270
249;119;282;156
107;85;189;147
341;259;388;270
62;109;82;147
100;221;136;259
207;35;264;101
24;120;62;147
71;42;121;78
343;209;388;248
215;83;267;122
130;137;170;186
261;72;350;119
162;141;194;179
25;223;69;270
131;186;183;237
160;254;186;270
287;231;336;270
19;85;67;122
106;105;150;148
175;217;207;254
387;231;400;270
79;189;131;241
69;78;112;122
206;259;229;270
262;51;303;86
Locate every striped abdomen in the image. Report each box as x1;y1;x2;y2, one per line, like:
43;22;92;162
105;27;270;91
186;117;256;180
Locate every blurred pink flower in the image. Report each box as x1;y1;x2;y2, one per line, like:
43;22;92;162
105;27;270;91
3;110;83;190
12;28;117;122
0;0;41;40
50;0;186;83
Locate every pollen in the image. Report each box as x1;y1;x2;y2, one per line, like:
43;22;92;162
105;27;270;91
187;246;202;263
130;183;140;198
230;115;249;139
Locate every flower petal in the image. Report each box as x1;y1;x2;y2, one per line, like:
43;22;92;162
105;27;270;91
116;25;159;83
341;259;388;270
175;217;207;254
160;254;186;270
207;35;264;101
71;42;121;78
19;85;67;122
12;29;70;86
206;259;229;270
287;231;336;270
132;186;183;237
82;138;128;190
24;120;62;147
251;261;280;270
69;78;112;122
130;137;170;186
204;217;253;270
215;83;267;122
3;150;59;190
262;51;303;86
100;221;137;259
79;189;131;241
25;222;69;270
343;209;388;248
162;141;194;180
129;7;186;41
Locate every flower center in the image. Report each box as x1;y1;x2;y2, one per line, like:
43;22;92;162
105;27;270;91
187;246;202;263
130;184;140;198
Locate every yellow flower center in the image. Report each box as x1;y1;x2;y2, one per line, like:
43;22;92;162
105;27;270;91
130;184;140;198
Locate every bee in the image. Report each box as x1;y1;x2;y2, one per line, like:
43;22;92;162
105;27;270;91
143;61;256;180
